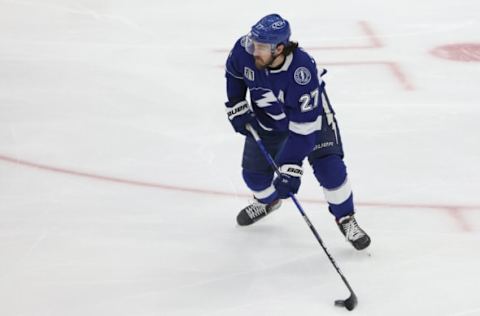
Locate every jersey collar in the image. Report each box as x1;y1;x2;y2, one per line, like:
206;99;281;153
269;53;293;74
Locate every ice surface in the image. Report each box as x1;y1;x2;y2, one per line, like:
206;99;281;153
1;0;479;315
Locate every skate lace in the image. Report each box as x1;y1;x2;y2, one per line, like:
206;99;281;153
342;217;364;241
245;203;267;219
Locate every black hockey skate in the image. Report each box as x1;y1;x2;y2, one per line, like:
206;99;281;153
236;199;282;226
337;213;371;250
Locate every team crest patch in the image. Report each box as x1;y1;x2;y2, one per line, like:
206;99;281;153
294;67;311;85
244;67;255;81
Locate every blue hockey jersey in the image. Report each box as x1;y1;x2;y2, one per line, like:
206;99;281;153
225;36;327;166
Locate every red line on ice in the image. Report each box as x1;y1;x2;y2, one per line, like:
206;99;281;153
214;20;414;91
217;61;414;91
358;21;383;48
318;61;415;91
0;153;477;232
213;21;383;53
447;208;472;232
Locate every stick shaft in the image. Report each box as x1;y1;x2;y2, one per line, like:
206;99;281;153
245;124;357;297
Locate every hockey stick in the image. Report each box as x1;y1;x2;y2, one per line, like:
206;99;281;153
245;124;358;311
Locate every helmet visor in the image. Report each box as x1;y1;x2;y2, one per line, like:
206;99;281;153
244;33;275;55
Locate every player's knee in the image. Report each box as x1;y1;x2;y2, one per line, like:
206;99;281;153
242;169;273;191
312;155;347;189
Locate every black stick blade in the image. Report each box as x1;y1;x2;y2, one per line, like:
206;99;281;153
334;293;357;311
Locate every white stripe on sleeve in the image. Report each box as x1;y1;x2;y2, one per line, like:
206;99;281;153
225;68;243;79
258;121;273;131
267;112;287;121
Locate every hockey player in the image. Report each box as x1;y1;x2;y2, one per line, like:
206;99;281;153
224;14;371;250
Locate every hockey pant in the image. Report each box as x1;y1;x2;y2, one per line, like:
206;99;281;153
241;113;354;219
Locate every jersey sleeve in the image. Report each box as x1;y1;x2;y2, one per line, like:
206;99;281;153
275;58;326;166
225;38;247;103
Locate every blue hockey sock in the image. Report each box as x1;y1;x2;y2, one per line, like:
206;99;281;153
311;155;354;219
242;169;278;204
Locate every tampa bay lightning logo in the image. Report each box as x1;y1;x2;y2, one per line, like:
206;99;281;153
272;21;286;30
294;67;312;85
250;87;277;108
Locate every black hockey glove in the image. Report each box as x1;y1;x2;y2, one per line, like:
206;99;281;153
225;100;259;136
273;164;303;199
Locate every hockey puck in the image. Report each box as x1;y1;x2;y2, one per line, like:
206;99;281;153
334;300;345;307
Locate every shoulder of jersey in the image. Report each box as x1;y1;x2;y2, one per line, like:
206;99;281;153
289;48;318;86
230;36;250;57
290;48;317;70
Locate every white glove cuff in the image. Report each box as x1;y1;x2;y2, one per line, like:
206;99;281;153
279;164;303;177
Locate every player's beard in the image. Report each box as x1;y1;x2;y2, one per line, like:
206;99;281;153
254;55;275;70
